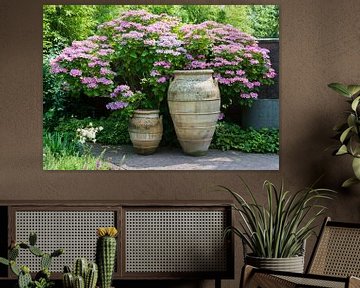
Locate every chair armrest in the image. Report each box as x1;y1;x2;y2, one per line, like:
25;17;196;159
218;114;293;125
349;276;360;288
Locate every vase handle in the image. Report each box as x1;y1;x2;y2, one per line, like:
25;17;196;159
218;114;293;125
213;77;219;86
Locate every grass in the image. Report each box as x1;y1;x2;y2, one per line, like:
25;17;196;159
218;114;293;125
43;131;110;170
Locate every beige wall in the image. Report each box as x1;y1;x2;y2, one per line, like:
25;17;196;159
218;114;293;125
1;1;360;287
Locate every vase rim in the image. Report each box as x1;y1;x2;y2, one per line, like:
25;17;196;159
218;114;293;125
173;69;214;75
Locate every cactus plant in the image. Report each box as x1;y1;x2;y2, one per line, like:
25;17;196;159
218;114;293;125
0;232;63;288
63;272;74;288
85;262;98;288
62;259;98;288
29;232;37;246
19;268;32;288
96;227;118;288
74;275;85;288
41;253;52;270
74;258;88;279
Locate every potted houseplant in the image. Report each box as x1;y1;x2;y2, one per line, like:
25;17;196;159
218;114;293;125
328;83;360;187
222;179;334;273
51;10;186;155
167;21;276;156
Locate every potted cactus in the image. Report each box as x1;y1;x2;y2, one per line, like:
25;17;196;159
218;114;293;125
63;258;98;288
96;227;118;288
0;232;63;288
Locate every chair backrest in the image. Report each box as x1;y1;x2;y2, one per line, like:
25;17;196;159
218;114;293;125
307;217;360;277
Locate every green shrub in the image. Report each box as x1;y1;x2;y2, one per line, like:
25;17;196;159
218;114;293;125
247;5;279;38
211;121;279;153
55;115;131;145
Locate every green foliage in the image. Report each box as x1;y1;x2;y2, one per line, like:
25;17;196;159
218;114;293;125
177;5;226;24
221;5;253;34
211;122;279;153
54;117;279;153
328;82;360;187
43;131;110;170
54;115;131;145
43;132;80;158
222;179;335;258
247;5;279;38
43;53;70;131
32;278;54;288
43;5;96;52
43;5;124;53
43;150;109;170
92;5;122;25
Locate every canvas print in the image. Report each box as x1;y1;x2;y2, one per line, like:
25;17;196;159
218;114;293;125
43;5;279;170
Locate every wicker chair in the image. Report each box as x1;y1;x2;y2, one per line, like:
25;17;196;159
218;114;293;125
241;217;360;288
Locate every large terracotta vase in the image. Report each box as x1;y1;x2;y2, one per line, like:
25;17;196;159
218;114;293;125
167;70;220;156
128;109;163;155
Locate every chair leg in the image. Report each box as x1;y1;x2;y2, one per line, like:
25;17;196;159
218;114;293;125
215;278;221;288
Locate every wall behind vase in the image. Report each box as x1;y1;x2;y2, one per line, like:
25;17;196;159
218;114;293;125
1;0;360;287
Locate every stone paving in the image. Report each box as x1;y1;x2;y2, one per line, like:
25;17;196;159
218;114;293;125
91;143;279;170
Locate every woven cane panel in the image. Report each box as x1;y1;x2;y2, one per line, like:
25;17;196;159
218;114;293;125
277;275;345;288
125;210;227;273
310;226;360;277
15;211;115;272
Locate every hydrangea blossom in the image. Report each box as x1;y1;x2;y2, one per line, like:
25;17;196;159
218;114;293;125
50;35;116;96
106;85;145;112
180;21;276;107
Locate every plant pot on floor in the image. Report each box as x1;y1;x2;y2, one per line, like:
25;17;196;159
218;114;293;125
128;109;163;155
167;69;220;156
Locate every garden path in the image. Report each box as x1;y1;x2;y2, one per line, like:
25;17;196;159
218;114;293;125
91;143;279;170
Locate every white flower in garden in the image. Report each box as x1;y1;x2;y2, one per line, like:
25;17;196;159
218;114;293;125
76;124;103;144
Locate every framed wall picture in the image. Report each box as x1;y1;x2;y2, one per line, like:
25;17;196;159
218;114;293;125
43;4;279;170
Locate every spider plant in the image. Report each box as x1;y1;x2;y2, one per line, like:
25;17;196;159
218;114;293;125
222;180;335;258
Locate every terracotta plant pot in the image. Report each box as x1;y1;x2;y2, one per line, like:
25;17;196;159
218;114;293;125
128;109;163;155
167;69;220;156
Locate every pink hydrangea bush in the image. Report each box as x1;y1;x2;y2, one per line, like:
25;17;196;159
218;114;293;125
50;36;116;97
97;10;186;111
180;21;276;107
